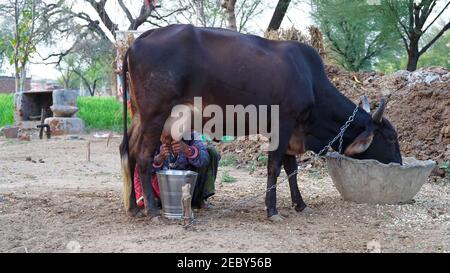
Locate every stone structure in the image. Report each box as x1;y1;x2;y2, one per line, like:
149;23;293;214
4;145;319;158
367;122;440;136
44;90;85;135
14;90;53;122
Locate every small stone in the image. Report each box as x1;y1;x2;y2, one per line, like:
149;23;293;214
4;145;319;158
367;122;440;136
430;166;445;178
18;134;31;141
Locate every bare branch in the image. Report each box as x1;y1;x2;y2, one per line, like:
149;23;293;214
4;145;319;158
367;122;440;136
419;21;450;56
118;0;134;24
422;0;450;35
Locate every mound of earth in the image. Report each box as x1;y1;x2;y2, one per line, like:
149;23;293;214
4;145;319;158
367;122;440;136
327;66;450;163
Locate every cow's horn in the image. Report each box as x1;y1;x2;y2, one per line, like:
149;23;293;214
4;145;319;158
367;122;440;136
372;97;386;123
360;95;371;113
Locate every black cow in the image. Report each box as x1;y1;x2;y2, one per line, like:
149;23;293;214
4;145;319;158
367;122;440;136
120;24;402;221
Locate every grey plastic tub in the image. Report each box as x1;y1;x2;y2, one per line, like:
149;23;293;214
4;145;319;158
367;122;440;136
325;152;436;204
156;170;198;219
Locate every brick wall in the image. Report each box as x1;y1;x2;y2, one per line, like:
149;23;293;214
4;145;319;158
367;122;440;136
0;76;31;93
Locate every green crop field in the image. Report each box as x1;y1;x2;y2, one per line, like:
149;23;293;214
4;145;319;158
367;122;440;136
0;94;14;128
1;95;126;131
77;97;126;132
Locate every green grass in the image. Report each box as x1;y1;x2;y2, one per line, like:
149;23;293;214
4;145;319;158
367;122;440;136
77;97;126;132
246;162;256;174
439;161;450;184
0;94;14;128
219;154;238;167
308;169;323;180
221;171;237;183
257;154;268;165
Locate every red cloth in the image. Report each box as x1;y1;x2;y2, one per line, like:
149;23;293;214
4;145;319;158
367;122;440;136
133;165;160;207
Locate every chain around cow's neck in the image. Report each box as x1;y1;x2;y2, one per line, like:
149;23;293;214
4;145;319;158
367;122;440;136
316;105;359;157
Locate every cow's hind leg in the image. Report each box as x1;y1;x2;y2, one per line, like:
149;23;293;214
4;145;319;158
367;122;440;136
283;154;311;214
120;141;140;217
137;142;160;218
266;120;296;222
136;117;166;219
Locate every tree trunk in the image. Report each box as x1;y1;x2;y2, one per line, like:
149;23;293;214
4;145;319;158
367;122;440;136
14;70;20;93
406;54;419;72
222;0;237;31
267;0;291;31
406;37;420;72
19;68;26;92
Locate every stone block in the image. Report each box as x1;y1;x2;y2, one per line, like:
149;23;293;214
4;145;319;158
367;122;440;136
2;126;19;139
52;89;78;107
45;117;85;135
50;105;79;117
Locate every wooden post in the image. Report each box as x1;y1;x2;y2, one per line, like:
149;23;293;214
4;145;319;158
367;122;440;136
87;141;91;162
106;133;112;147
181;184;193;226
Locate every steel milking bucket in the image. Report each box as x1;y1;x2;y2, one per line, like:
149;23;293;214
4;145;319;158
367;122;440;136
156;170;198;219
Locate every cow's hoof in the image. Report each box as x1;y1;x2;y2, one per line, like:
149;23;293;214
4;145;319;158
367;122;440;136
126;207;144;218
135;210;146;218
268;214;285;222
297;206;313;215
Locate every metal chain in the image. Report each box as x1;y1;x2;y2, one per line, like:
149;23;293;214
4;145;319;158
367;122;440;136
316;105;359;156
184;105;359;228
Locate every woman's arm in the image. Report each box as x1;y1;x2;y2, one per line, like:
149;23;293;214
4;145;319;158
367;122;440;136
186;140;210;168
171;139;210;168
152;144;170;171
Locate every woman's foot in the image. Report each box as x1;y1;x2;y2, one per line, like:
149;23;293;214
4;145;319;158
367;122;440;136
200;200;214;209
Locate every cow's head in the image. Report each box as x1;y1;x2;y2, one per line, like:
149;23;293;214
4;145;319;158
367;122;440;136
344;97;402;164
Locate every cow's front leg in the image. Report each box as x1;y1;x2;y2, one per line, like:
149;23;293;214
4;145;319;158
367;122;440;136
266;121;295;222
266;154;283;221
283;154;310;213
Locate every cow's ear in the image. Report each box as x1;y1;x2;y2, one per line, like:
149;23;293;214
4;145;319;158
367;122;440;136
344;129;374;156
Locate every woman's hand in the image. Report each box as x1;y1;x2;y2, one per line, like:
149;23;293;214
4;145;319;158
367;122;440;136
171;140;193;157
154;144;170;165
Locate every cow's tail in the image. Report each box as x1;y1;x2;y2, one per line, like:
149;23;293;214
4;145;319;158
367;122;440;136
120;49;133;213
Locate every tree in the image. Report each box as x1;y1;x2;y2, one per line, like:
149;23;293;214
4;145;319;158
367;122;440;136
383;0;450;71
76;0;185;43
0;22;13;72
56;55;78;90
0;0;73;92
222;0;237;31
235;0;264;33
62;37;114;96
175;0;264;32
176;0;226;28
311;0;399;71
267;0;291;31
417;26;450;69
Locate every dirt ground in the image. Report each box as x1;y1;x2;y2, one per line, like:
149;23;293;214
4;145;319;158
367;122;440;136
1;135;449;253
